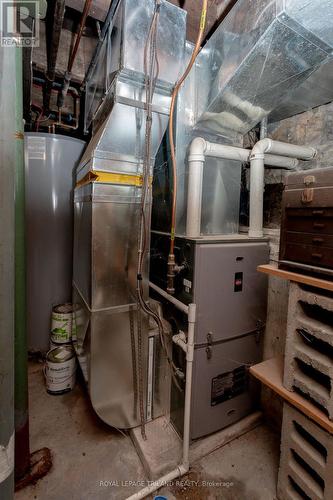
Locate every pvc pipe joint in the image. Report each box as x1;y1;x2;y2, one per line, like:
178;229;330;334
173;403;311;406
249;138;317;238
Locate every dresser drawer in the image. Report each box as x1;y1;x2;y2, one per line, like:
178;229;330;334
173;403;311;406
284;232;333;247
285;208;333;234
284;243;333;269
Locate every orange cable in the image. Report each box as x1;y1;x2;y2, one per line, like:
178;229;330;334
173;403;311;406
168;0;208;254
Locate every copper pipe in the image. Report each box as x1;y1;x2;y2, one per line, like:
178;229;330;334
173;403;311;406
166;0;208;293
168;0;208;254
68;0;92;73
58;0;92;108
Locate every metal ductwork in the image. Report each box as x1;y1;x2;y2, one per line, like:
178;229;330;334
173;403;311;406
194;0;333;137
73;0;186;429
269;58;333;123
152;42;244;237
153;0;333;238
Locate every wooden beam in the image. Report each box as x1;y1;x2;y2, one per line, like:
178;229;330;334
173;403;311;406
167;0;219;42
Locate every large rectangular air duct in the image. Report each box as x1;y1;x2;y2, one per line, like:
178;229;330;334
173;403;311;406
152;0;333;238
195;0;333;137
73;0;186;429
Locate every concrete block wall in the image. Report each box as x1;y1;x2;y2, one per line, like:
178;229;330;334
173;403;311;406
284;283;333;421
277;403;333;500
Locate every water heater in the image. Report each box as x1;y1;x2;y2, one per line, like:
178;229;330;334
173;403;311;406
25;133;85;352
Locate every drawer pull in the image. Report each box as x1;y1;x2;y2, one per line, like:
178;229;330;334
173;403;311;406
313;210;325;216
311;253;323;260
313;222;325;229
312;237;324;244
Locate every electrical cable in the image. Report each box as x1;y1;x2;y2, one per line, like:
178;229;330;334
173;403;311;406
141;0;179;371
135;0;162;440
135;0;185;440
138;0;192;382
129;306;138;421
135;0;206;439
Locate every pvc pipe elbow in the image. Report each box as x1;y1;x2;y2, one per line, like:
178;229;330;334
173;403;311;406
189;137;206;162
178;463;189;475
251;138;317;161
259;139;316;160
250;138;272;159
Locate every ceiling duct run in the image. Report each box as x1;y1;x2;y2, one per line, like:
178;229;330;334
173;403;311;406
195;0;333;137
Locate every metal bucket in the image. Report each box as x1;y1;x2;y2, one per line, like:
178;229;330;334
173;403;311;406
50;303;74;344
45;345;76;395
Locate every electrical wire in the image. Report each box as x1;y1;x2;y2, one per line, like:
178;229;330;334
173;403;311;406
135;0;162;440
138;0;203;370
135;0;188;440
135;0;208;439
168;0;208;257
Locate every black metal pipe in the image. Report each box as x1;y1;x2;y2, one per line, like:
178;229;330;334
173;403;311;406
43;0;66;112
58;0;92;108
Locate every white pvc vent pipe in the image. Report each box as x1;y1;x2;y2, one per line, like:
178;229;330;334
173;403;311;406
249;139;316;237
126;284;196;500
186;137;301;238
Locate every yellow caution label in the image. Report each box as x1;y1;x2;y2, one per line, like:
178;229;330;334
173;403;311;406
76;170;152;188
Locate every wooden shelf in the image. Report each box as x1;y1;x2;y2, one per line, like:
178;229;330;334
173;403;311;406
257;264;333;292
250;357;333;434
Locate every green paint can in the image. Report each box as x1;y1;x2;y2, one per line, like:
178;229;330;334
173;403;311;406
50;303;74;344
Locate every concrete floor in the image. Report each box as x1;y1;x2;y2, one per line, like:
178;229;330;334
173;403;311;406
15;361;280;500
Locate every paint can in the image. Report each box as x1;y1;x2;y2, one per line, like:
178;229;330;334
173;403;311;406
50;303;74;344
44;345;76;395
49;337;72;350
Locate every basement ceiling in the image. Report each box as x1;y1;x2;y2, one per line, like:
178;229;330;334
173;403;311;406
65;0;110;22
65;0;234;42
